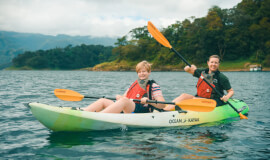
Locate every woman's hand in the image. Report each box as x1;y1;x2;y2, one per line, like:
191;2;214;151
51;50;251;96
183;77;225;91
221;88;234;102
140;97;149;105
220;95;229;102
184;65;197;75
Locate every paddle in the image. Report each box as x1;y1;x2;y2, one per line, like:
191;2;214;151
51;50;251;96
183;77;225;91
147;21;248;119
54;89;216;112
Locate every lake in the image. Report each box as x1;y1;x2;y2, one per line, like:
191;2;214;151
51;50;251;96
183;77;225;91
0;71;270;159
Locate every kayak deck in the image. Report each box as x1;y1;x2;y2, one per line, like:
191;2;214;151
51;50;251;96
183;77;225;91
27;99;249;131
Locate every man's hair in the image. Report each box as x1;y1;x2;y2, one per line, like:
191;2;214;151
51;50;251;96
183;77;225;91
209;55;221;63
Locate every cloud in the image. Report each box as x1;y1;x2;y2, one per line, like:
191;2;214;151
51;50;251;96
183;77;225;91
0;0;242;37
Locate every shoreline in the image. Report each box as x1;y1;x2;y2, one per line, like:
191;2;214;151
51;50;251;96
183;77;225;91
3;67;270;72
4;59;269;71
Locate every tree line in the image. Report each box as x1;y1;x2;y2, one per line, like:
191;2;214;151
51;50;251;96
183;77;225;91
113;0;270;67
12;44;114;69
12;0;270;69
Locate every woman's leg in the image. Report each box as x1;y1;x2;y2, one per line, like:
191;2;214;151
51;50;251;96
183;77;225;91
83;98;114;112
101;97;135;113
164;93;195;111
173;93;195;102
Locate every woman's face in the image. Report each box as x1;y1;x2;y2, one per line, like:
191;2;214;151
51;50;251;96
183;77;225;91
207;57;220;72
137;67;150;80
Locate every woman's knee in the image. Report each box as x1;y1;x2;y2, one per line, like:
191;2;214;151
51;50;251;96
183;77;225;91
180;93;192;98
118;97;131;104
98;98;108;102
97;98;114;106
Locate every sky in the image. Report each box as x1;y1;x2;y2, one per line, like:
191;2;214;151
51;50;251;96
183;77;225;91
0;0;242;38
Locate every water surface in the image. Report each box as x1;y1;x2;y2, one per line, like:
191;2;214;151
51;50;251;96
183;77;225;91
0;71;269;159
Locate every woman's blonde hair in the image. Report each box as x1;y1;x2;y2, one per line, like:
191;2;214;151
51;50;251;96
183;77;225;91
136;60;151;73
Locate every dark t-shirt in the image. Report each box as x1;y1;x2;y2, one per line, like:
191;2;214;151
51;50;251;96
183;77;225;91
194;68;232;100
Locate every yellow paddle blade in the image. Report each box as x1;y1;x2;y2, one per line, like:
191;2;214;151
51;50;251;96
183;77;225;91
175;99;216;112
239;113;248;119
147;21;172;49
54;89;84;101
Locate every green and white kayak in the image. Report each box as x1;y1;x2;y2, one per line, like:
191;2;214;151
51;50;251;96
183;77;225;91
26;99;249;132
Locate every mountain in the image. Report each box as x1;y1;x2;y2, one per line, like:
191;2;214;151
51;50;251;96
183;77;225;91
0;31;117;69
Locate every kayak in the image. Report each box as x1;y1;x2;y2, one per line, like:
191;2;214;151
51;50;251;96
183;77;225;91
26;99;249;132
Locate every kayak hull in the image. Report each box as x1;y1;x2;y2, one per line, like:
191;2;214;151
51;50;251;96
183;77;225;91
27;99;249;132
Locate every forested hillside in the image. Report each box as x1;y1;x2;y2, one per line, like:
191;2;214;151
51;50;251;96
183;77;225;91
12;44;114;70
9;0;270;70
97;0;269;70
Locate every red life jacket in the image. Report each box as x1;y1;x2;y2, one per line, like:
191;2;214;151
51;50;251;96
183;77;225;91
126;80;150;102
196;71;215;98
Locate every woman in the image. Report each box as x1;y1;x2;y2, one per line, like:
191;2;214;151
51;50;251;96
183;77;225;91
164;55;234;111
83;60;166;113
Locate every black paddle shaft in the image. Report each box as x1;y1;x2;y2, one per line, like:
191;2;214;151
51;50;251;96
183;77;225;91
84;96;175;105
170;47;241;114
171;48;191;67
85;96;116;100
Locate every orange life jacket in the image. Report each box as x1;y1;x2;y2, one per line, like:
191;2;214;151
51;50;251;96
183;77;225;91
126;80;150;101
196;71;215;98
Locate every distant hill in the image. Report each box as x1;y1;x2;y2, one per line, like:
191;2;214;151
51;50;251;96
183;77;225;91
12;44;114;70
0;31;117;69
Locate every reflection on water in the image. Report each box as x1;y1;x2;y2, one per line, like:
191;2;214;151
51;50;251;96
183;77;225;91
47;132;95;148
180;131;228;159
45;124;232;159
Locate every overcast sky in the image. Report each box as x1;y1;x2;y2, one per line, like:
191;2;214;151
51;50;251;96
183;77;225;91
0;0;242;37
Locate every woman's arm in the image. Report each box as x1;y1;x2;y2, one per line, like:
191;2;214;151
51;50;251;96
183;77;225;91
147;83;166;109
220;88;234;102
149;96;166;109
140;96;165;109
184;65;197;75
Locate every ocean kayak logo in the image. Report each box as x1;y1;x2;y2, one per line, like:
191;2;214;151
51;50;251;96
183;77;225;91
169;118;199;124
